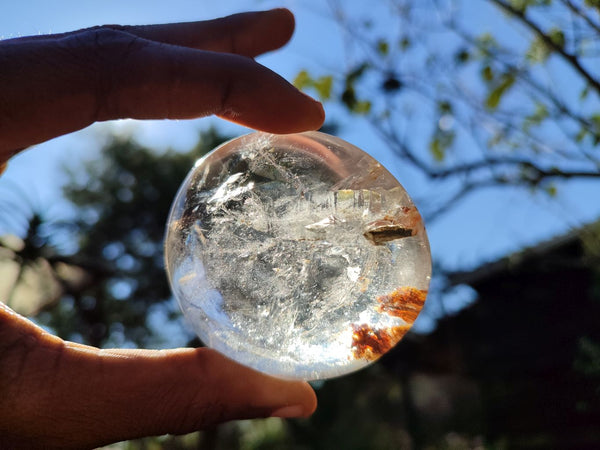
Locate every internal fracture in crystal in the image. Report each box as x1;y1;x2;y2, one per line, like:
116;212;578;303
165;132;431;380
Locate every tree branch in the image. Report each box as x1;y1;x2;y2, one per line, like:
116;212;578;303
368;114;434;174
371;109;600;181
489;0;600;95
444;20;599;148
432;158;600;181
560;0;600;35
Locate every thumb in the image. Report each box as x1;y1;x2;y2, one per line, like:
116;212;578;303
0;304;316;449
85;347;318;435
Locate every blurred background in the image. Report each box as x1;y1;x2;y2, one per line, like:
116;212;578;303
1;0;600;448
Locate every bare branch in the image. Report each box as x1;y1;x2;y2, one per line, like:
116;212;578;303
368;114;433;174
425;181;487;221
560;0;600;34
371;106;600;184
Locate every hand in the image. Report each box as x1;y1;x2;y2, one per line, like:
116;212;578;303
0;8;324;162
0;9;323;449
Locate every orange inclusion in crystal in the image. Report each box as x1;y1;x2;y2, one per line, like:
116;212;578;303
375;287;427;324
351;324;411;361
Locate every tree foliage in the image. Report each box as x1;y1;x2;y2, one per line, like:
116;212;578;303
295;0;600;219
34;128;230;348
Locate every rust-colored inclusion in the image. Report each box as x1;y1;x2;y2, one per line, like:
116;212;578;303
375;287;427;324
351;324;411;361
350;287;427;361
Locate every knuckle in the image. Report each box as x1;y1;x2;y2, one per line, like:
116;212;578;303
65;26;139;64
62;26;148;121
157;349;229;433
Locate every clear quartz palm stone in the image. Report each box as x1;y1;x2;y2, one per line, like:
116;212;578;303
165;131;431;380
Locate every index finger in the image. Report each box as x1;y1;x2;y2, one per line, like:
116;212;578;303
112;8;297;57
11;9;297;58
0;22;325;160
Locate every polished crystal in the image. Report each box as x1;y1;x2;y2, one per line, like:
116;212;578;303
165;132;431;380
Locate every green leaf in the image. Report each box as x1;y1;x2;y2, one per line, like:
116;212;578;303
438;100;453;114
526;36;550;63
523;102;549;131
341;63;371;112
526;28;564;64
585;0;600;10
399;36;411;51
575;128;588;143
481;65;494;82
293;70;312;90
544;183;558;197
485;73;516;109
476;33;497;57
341;87;357;110
293;71;333;101
346;63;370;84
548;27;565;48
429;130;455;162
430;137;445;162
509;0;552;11
313;76;333;100
353;100;372;115
377;39;389;56
477;33;496;47
486;89;502;109
341;91;371;114
592;114;600;145
509;0;530;12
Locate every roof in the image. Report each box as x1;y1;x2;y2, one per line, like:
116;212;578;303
447;221;600;287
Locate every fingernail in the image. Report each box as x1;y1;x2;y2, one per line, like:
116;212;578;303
270;405;304;418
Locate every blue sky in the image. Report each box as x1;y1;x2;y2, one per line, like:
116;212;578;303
2;1;600;310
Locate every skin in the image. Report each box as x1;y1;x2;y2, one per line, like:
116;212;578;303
0;8;324;449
